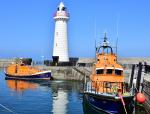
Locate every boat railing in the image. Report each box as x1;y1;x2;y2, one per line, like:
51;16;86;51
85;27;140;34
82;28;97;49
84;81;126;95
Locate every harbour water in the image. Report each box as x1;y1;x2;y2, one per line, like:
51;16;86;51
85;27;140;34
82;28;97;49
0;69;83;114
0;69;148;114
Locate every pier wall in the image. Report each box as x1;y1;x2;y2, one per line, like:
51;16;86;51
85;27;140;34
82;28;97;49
36;66;73;80
1;57;150;68
36;66;92;81
78;57;150;68
0;59;14;68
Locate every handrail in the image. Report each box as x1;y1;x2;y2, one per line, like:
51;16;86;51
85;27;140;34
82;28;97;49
84;81;125;94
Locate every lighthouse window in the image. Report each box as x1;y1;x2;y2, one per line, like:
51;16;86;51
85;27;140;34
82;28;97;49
115;70;122;75
106;69;113;74
57;7;59;11
62;7;66;11
96;69;104;74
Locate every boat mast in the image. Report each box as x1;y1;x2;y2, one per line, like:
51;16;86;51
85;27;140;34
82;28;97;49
94;17;97;61
116;16;119;57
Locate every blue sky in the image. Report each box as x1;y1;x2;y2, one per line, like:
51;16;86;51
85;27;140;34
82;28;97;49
0;0;150;60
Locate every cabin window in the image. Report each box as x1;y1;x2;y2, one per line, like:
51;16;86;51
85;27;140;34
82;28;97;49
105;82;112;88
115;70;122;75
106;69;113;74
96;69;104;74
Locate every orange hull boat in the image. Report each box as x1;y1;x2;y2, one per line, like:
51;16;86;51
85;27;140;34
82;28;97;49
4;61;51;80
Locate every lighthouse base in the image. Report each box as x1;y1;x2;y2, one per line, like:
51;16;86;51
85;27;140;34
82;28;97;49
44;57;78;66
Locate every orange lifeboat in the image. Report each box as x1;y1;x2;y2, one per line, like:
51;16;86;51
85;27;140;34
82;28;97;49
4;59;51;80
83;34;134;114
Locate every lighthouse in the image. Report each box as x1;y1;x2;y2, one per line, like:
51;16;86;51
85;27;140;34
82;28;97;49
53;2;69;62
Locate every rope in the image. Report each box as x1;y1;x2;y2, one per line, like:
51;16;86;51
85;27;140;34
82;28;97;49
119;94;128;114
0;103;18;114
123;104;128;114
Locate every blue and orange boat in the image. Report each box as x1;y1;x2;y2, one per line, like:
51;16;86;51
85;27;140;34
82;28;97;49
83;35;134;114
4;60;51;80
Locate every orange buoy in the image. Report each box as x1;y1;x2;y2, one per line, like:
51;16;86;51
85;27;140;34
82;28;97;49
136;92;146;103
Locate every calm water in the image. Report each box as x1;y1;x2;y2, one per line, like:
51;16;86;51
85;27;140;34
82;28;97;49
0;69;83;114
0;69;148;114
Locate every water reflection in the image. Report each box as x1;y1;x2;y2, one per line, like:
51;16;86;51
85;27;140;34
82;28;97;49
50;81;83;114
52;90;68;114
6;80;38;92
4;77;88;114
51;81;69;114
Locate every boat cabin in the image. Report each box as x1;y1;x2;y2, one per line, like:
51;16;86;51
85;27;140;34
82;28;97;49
91;36;125;94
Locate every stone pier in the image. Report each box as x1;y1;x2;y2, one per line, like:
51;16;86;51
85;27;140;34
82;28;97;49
0;59;14;68
36;66;92;81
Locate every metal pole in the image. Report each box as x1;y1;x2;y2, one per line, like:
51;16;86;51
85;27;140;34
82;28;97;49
129;64;135;88
136;62;142;92
144;62;147;73
84;75;86;91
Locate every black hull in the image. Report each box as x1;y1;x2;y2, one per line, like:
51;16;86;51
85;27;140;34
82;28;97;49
83;92;134;114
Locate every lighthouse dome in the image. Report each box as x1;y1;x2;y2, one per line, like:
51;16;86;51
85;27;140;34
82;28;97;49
57;2;66;11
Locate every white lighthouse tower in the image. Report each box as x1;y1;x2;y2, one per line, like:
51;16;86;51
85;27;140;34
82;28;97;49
53;2;69;62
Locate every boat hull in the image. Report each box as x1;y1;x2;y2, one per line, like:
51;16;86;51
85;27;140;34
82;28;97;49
5;72;51;80
83;92;134;114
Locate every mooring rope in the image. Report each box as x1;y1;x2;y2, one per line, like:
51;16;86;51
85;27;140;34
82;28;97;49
0;103;18;114
119;94;128;114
